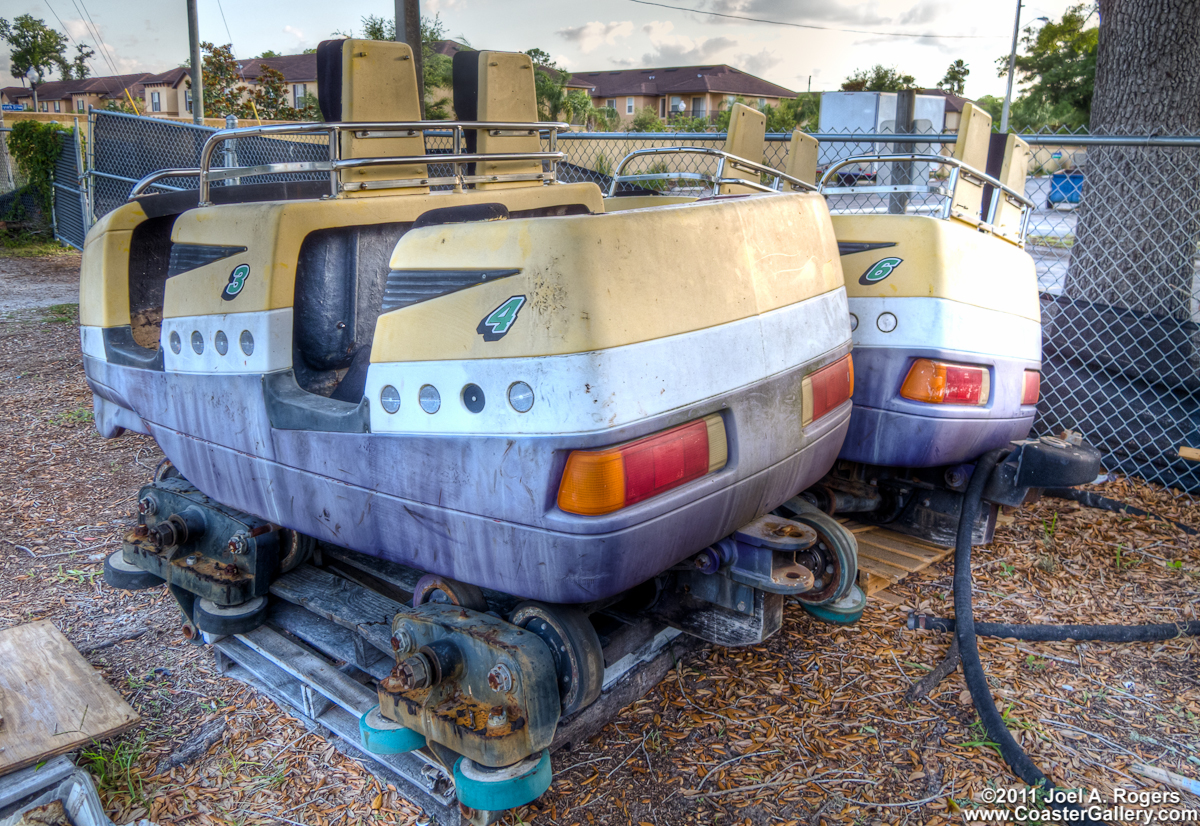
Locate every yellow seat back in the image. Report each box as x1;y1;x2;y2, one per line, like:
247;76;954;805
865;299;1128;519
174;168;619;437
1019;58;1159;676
454;50;543;191
317;38;428;195
948;102;991;228
991;133;1031;242
719;103;766;194
784;129;819;187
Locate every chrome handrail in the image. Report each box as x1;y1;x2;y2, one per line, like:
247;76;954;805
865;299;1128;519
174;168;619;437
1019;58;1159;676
818;153;1035;239
127;120;571;204
607;146;818;197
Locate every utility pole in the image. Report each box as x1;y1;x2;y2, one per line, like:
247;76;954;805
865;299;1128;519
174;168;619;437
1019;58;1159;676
187;0;204;123
395;0;424;116
1000;0;1022;133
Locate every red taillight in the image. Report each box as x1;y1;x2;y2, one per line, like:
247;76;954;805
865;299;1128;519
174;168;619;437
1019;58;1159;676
1021;370;1040;406
557;415;728;516
802;354;854;426
900;359;990;406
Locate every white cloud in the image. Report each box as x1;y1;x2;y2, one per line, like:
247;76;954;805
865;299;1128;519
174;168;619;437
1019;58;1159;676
284;25;305;41
737;48;780;77
638;20;738;66
556;21;634;53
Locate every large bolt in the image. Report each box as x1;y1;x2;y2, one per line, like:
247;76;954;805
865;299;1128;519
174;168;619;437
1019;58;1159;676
227;532;249;555
487;663;513;693
138;496;157;516
487;706;507;731
392;629;413;654
393;653;433;691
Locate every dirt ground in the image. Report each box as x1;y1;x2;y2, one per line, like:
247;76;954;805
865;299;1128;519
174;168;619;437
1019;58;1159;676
1;249;1198;826
0;248;82;311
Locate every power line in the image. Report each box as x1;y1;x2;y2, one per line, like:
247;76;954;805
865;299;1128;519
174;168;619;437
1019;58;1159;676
41;0;100;76
627;0;1007;39
68;0;122;77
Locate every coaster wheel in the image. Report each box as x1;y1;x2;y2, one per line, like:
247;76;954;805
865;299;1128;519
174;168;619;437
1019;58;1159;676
802;583;867;625
774;499;858;606
278;530;315;573
153;459;183;483
194;596;268;636
412;574;488;612
359;705;425;754
453;751;552;812
103;551;165;591
509;602;603;717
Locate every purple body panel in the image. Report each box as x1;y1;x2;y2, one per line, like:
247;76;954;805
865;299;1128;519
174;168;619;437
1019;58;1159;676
85;346;851;604
839;346;1038;467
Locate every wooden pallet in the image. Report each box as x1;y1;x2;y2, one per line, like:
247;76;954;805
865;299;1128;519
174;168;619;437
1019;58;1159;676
843;522;953;597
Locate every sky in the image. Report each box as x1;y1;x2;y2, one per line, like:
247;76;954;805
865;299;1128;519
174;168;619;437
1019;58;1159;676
1;0;1086;100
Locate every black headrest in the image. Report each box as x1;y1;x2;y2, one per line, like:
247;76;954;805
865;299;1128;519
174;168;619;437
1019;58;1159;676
452;50;481;153
316;40;344;123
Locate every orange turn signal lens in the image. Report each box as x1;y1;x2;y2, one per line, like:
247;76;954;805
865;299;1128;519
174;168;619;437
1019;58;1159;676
557;414;728;516
801;354;854;427
1021;370;1040;406
900;359;990;406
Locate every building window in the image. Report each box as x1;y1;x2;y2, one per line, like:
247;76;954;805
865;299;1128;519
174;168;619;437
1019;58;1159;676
605;98;616;111
293;83;307;108
185;89;193;114
151;91;161;112
659;98;665;117
39;101;46;111
626;96;634;114
670;95;684;114
691;96;705;117
758;97;766;108
53;101;61;112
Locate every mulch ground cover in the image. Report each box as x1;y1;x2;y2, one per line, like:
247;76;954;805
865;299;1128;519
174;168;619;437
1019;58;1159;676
1;267;1197;826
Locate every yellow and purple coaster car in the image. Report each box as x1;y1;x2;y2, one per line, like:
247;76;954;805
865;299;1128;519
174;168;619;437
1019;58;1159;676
80;46;855;607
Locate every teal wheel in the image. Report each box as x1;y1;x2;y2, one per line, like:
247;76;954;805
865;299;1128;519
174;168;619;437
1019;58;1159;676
359;705;425;754
802;583;866;625
453;750;552;812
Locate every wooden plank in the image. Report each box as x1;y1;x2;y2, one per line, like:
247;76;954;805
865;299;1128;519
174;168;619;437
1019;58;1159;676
0;621;140;775
857;570;893;597
856;532;948;564
855;554;910;583
1180;446;1200;463
235;626;377;717
270;565;405;656
858;544;943;574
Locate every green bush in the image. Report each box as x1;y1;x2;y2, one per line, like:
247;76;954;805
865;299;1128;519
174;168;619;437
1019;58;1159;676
7;119;69;216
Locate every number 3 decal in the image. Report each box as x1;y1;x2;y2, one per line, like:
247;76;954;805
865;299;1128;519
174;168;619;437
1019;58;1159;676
222;264;250;301
477;296;526;341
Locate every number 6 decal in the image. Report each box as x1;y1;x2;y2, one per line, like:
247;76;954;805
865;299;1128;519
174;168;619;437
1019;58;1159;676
477;295;526;341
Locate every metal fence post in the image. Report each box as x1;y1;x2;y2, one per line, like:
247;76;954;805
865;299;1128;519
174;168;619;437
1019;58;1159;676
225;114;239;186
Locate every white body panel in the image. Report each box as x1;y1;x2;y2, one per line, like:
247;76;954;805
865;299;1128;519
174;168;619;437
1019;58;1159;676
849;296;1041;362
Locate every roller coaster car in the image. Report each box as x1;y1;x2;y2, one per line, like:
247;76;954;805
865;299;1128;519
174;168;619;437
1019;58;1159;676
84;44;859;809
810;103;1042;545
604;103;1044;546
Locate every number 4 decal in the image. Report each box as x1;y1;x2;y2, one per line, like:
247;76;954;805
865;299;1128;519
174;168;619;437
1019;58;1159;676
477;295;526;341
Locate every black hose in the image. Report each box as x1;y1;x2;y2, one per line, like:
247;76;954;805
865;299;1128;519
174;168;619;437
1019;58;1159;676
953;449;1101;825
909;614;1200;642
1042;487;1198;536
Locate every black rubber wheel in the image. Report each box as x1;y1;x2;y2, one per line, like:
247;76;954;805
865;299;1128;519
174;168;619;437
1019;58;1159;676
278;530;315;573
103;551;165;591
510;601;604;717
194;596;268;636
774;499;858;606
412;574;488;612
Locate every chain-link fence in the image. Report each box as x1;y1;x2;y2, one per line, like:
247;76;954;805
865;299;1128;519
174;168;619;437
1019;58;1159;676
0;126;42;226
75;112;1200;494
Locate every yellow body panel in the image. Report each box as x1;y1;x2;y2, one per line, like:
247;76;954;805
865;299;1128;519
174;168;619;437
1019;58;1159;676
832;213;1038;322
993;133;1032;241
785;130;819;186
78;202;149;327
157;183;605;319
720;104;766;194
372;192;843;362
949;102;992;229
474;52;542;190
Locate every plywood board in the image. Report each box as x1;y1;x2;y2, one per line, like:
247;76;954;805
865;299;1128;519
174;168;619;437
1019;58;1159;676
0;621;139;776
842;522;954;597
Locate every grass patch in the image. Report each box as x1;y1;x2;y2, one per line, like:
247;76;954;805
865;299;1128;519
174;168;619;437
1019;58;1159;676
0;230;74;258
80;733;149;804
1027;234;1075;249
42;303;79;323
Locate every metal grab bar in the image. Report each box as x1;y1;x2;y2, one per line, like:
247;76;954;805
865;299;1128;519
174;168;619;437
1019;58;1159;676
607;146;818;197
125;120;571;205
817;153;1035;238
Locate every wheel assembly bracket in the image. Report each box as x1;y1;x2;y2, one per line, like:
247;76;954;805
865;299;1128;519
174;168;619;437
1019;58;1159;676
377;603;562;769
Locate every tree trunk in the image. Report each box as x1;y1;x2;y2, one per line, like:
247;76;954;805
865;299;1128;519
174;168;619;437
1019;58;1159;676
1064;0;1200;321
